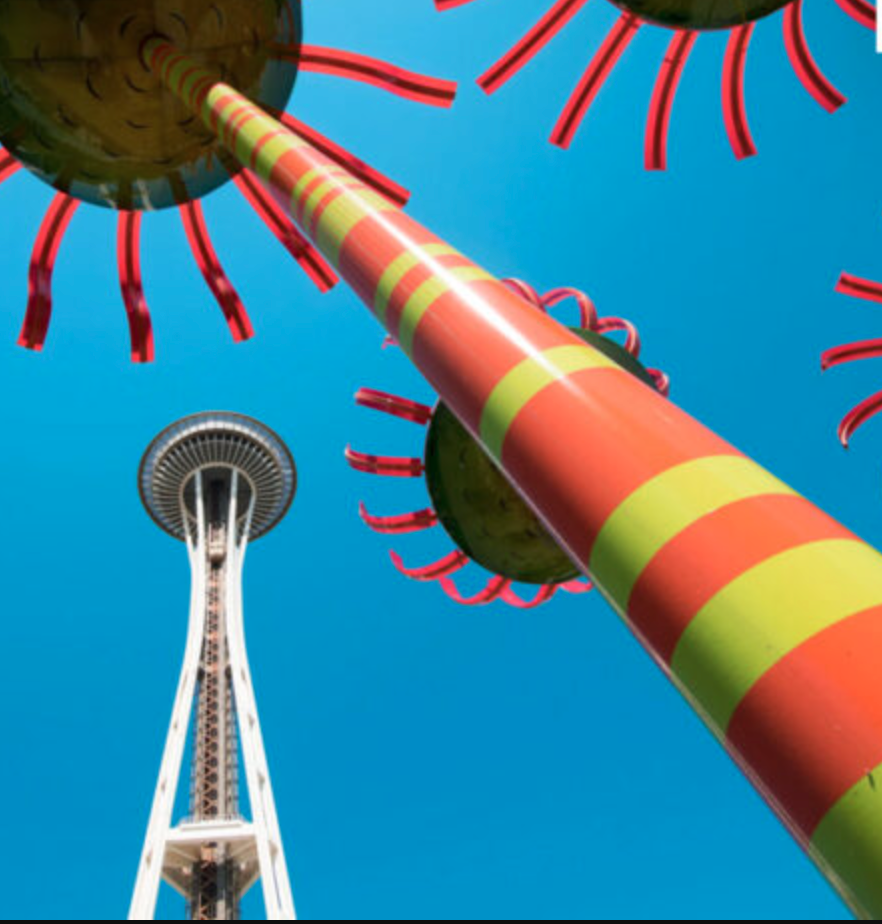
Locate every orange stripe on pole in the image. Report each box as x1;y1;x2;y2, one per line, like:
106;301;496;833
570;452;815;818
382;252;476;337
588;456;794;607
728;605;882;838
671;540;882;733
305;176;369;237
628;495;853;662
338;214;444;308
293;166;349;227
498;370;735;566
407;285;598;432
315;186;396;267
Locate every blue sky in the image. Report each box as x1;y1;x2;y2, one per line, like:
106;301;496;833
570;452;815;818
0;0;881;919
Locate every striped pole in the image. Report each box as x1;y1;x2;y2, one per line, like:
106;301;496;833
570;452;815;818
147;38;882;918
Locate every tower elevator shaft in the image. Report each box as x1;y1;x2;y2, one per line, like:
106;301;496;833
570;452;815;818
189;477;240;921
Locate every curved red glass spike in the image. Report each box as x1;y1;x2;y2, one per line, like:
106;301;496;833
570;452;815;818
837;273;882;303
440;574;510;605
646;30;698;172
784;1;846;112
436;0;480;9
295;45;458;107
551;12;641;150
837;389;882;447
355;387;433;424
822;339;882;371
561;579;594;594
477;0;591;94
502;278;545;309
345;446;425;477
500;584;558;608
834;0;876;28
117;211;155;363
543;286;599;329
596;316;641;356
180;202;254;343
0;150;22;185
391;549;469;580
232;171;338;292
648;368;672;396
723;24;757;160
18;193;79;352
268;110;410;207
359;502;439;535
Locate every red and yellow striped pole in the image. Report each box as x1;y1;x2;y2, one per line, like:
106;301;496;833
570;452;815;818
147;39;882;918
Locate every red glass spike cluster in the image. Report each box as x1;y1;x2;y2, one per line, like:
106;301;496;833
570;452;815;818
346;280;668;608
435;0;871;167
823;273;882;447
2;42;457;359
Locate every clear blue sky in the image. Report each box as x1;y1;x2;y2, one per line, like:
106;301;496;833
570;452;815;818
0;0;881;919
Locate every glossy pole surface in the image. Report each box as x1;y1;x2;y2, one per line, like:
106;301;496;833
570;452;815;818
146;38;882;919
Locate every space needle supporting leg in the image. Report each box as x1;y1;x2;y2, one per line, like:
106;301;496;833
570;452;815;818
147;40;882;919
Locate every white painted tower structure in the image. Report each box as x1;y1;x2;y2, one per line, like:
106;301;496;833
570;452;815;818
130;412;297;921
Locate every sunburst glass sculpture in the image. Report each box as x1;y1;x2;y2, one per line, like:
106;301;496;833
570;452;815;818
823;264;882;445
5;1;882;916
348;281;668;608
435;0;873;169
0;0;456;360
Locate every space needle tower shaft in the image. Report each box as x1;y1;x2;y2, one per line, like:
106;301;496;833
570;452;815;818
189;473;241;918
130;414;297;921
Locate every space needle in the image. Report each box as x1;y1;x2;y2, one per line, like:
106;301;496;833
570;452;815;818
130;412;297;921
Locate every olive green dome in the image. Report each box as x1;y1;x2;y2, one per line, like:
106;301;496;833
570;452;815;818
611;0;790;31
0;0;301;210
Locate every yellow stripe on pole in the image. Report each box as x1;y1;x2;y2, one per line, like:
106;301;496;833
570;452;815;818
672;539;882;732
811;760;882;921
398;266;494;356
589;455;794;608
479;345;620;462
166;54;194;95
291;165;337;212
234;118;286;173
247;129;305;177
207;94;243;144
315;186;396;267
226;105;261;161
300;173;363;231
179;65;212;107
374;244;460;325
